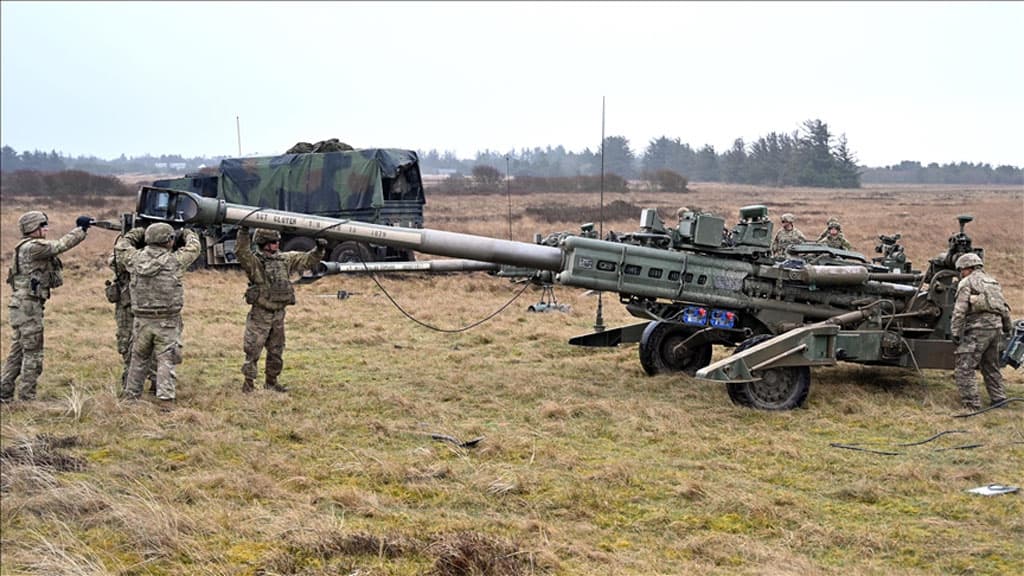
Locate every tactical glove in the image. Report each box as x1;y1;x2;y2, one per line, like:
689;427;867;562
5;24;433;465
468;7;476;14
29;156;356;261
951;335;961;346
76;215;94;230
315;238;329;249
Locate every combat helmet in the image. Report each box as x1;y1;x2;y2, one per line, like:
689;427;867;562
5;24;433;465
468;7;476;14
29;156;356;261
144;222;175;245
827;219;842;231
955;252;984;270
781;213;795;223
253;228;281;246
18;211;48;235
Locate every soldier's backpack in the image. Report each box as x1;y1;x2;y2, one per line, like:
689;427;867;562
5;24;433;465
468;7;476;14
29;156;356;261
969;273;1010;315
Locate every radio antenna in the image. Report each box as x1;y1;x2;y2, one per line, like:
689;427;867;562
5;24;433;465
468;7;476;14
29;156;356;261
236;115;242;156
594;96;606;333
506;154;513;240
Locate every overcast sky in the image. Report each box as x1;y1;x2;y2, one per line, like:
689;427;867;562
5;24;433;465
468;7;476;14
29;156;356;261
2;1;1022;167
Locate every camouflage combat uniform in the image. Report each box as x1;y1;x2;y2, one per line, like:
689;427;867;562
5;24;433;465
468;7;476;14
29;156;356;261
236;226;324;391
819;232;853;251
115;226;201;401
950;268;1012;409
108;230;156;389
2;222;87;401
771;227;807;258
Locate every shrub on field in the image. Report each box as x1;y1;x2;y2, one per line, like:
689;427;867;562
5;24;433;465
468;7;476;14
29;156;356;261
430;173;631;196
471;165;504;192
649;169;689;193
0;169;134;200
524;199;641;223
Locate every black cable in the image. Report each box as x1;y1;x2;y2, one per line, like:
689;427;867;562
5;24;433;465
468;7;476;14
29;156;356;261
829;443;902;456
895;430;969;447
830;429;975;456
368;270;534;334
328;230;537;334
952;397;1024;418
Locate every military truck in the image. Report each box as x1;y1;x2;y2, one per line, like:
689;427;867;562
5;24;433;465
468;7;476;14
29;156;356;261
153;148;425;266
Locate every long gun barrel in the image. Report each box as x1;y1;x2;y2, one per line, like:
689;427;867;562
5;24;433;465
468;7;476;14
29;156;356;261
137;186;563;272
319;259;502;275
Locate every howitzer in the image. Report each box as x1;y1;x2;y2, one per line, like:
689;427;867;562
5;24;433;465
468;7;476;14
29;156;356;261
1003;320;1024;369
132;185;1018;410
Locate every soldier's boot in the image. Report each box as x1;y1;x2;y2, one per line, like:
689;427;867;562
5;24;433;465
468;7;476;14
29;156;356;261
0;380;13;403
242;378;254;394
265;377;288;393
961;400;982;413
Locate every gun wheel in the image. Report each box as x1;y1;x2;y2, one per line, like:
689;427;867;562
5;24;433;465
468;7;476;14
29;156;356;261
639;321;713;376
726;334;811;410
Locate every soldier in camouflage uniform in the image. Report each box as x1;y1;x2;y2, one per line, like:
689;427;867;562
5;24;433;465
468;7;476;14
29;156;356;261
236;226;326;393
950;253;1012;410
817;219;854;251
771;213;807;258
115;223;201;403
2;212;92;402
107;237;157;390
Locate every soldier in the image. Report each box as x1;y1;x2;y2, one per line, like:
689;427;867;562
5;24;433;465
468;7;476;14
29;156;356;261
107;235;156;391
115;223;201;404
236;226;326;393
817;219;854;251
2;212;92;402
950;253;1012;410
771;213;807;258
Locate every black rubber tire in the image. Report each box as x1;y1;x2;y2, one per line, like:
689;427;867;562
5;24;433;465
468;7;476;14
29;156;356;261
330;241;372;263
281;236;316;253
726;334;811;410
638;321;714;376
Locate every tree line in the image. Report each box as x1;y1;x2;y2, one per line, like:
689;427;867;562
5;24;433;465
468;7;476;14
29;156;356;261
3;118;1021;187
420;119;1021;187
1;146;216;175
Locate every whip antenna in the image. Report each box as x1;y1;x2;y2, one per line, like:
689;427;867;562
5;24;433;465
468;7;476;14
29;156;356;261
594;96;606;332
506;154;513;240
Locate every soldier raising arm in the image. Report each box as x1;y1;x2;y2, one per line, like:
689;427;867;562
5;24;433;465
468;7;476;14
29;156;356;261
236;226;326;393
115;224;201;405
2;212;92;402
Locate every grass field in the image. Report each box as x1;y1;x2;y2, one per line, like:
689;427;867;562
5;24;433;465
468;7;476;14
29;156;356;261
1;183;1022;575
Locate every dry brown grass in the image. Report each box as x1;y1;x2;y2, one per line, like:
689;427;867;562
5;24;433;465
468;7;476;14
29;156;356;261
1;183;1022;575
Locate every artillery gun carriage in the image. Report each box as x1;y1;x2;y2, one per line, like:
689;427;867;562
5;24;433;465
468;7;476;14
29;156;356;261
130;186;1021;410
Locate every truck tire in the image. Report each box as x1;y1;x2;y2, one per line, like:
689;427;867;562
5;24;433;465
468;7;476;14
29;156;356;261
281;236;316;253
726;334;811;410
330;241;372;263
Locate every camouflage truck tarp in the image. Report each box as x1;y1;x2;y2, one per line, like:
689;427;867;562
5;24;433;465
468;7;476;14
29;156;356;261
219;149;422;215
